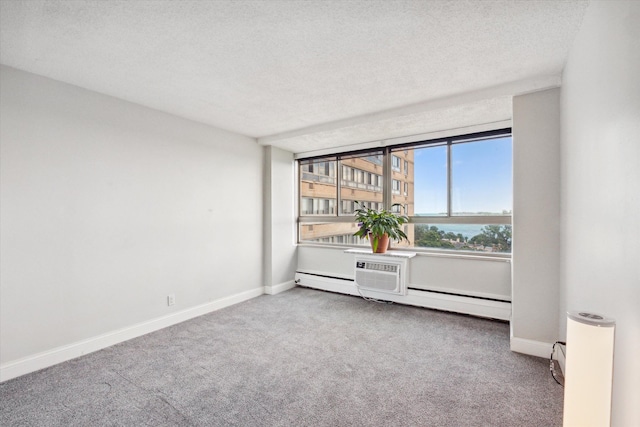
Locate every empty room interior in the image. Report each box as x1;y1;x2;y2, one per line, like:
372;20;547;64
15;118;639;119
1;1;638;426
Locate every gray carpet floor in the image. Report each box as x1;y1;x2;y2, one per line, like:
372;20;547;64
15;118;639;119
0;287;564;426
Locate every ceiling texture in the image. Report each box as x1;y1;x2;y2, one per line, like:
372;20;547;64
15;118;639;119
0;0;589;154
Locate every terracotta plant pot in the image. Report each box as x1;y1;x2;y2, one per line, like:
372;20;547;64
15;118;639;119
369;233;390;253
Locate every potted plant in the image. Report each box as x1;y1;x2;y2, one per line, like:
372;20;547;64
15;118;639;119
353;202;409;253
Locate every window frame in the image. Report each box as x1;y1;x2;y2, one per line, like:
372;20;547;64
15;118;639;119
297;128;512;255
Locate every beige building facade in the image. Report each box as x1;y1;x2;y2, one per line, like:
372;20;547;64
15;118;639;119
299;150;414;247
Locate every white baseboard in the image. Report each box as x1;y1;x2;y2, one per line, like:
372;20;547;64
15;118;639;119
264;280;296;295
295;272;511;321
296;272;355;295
0;286;264;382
510;336;553;358
403;289;511;321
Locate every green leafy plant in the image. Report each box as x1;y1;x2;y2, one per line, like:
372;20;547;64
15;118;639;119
353;202;409;252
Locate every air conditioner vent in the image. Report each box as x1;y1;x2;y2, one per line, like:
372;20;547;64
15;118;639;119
360;262;398;273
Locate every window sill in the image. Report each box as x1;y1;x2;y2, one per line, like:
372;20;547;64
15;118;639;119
297;243;511;262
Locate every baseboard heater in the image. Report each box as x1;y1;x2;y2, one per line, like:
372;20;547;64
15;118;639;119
408;287;511;304
294;271;511;321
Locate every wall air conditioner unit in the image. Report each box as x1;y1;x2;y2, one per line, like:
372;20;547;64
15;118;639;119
354;255;408;295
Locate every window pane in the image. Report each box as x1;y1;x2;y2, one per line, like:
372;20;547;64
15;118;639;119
339;154;383;216
300;158;337;216
410;145;447;216
451;137;512;216
409;224;512;253
299;222;368;245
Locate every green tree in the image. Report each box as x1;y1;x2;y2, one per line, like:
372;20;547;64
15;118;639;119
414;225;455;249
469;225;512;252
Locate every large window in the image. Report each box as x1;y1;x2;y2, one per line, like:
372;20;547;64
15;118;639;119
298;130;512;254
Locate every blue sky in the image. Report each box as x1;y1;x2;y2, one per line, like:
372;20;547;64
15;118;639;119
413;137;512;215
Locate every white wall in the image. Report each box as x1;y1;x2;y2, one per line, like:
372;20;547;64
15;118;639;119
560;2;640;425
263;146;297;294
0;66;264;375
511;88;562;355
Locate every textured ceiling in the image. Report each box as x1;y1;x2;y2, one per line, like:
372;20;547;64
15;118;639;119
0;0;588;153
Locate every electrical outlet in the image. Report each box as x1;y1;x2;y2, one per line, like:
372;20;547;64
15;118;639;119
167;294;175;306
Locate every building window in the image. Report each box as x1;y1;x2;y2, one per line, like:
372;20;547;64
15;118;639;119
392;179;401;195
298;129;512;253
342;165;352;181
300;159;336;185
300;197;335;215
392;155;401;171
342;200;355;214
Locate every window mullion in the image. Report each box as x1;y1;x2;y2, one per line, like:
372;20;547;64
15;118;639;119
447;141;452;217
383;148;392;209
336;158;342;216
